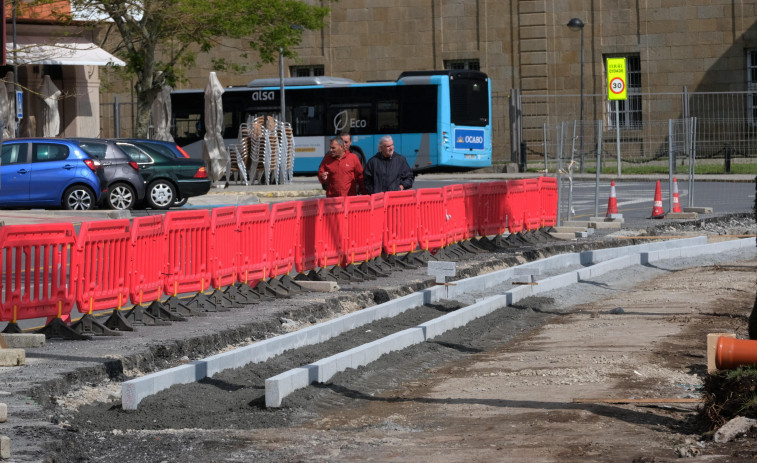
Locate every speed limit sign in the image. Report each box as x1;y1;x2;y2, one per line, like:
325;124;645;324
607;57;627;100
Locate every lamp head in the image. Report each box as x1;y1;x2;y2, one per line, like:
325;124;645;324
567;18;584;31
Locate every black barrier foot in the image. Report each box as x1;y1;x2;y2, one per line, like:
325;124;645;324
278;275;303;293
162;297;203;318
69;314;122;337
406;250;435;265
183;292;220;312
313;268;337;282
459;240;485;254
124;304;171;326
371;256;394;273
342;264;370;281
473;237;497;251
224;284;257;306
36;318;91;340
103;309;135;332
2;323;25;334
255;280;290;298
328;265;361;283
235;283;265;303
358;261;389;278
384;254;417;270
149;299;190;321
208;289;237;309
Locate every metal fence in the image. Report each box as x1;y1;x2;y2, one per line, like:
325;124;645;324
99;98;140;139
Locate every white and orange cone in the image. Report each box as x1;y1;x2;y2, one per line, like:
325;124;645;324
671;177;682;213
650;180;665;219
605;181;618;217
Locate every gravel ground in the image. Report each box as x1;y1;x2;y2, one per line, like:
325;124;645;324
0;212;754;462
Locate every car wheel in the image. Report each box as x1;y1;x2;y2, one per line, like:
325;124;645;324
146;180;176;210
107;183;136;210
172;197;188;208
62;185;95;211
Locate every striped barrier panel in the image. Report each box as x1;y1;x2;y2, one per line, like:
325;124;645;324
129;215;167;306
72;219;131;315
506;179;526;233
443;184;466;244
318;197;345;268
0;223;76;324
462;182;480;239
369;193;385;260
296;199;320;274
343;195;373;266
539;176;558;227
237;204;270;285
523;178;542;230
383;190;418;255
269;201;299;278
416;188;446;251
163;209;212;296
210;206;239;289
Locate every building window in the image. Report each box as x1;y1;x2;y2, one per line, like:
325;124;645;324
444;59;480;71
747;50;757;123
605;54;642;129
290;65;325;77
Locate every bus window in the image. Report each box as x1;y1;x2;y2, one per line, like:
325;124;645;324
327;103;372;135
450;77;489;127
377;100;399;132
400;86;437;133
293;105;325;136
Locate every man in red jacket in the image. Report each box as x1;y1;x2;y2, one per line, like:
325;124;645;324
318;137;365;197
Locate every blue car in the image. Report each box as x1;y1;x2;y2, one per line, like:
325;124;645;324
0;138;102;210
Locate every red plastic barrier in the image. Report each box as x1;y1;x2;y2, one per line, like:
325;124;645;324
369;193;385;260
269;201;299;277
318;197;345;267
506;179;526;233
72;220;131;315
478;181;509;237
0;223;76;324
129;215;167;306
296;199;320;274
417;188;446;251
383;190;418;255
523;178;542;230
163;210;212;296
539;177;558;227
462;183;479;239
236;204;270;285
210;206;239;289
343;196;373;265
443;184;466;244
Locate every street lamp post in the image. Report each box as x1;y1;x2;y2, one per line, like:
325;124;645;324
567;17;585;173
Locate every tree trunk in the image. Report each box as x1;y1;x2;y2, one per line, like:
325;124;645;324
749;176;757;339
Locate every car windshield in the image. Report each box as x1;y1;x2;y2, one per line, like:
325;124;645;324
116;143;153;163
129;143;173;163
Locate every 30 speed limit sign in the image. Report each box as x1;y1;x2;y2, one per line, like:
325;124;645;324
606;57;627;101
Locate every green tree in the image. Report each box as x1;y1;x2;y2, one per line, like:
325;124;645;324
46;0;329;137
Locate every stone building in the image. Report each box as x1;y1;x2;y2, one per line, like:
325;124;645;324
102;1;757;166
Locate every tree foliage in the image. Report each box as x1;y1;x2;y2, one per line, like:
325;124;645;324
40;0;330;137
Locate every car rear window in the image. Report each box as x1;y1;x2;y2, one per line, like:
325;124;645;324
78;142;108;159
33;143;69;162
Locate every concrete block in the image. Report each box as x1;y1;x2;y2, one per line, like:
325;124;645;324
0;435;9;459
549;232;576;241
122;376;155;410
666;212;698;219
0;403;6;423
590;215;624;223
683;206;713;214
708;333;736;373
0;334;45;348
588;221;622;229
0;349;24;366
575;231;589;238
553;226;587;233
561;221;590;228
295;281;339;292
532;271;578;294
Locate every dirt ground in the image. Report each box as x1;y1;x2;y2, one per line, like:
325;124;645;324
37;220;757;462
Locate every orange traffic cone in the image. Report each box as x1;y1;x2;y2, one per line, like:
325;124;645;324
671;177;682;213
650;180;664;219
605;181;618;217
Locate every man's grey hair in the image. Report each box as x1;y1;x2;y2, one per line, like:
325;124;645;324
379;135;393;147
330;136;346;148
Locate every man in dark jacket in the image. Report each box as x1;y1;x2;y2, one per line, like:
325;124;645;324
363;135;414;194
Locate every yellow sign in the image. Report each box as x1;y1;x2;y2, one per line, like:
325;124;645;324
607;57;627;101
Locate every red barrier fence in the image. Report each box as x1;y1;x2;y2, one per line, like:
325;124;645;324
0;223;76;324
296;199;320;274
0;180;562;329
269;202;299;277
443;184;466;244
129;215;167;306
383;190;418;255
210;206;239;289
478;181;509;237
163;210;212;296
236;204;270;285
343;196;373;265
417;188;446;251
318;197;345;267
539;177;558;227
72;220;131;315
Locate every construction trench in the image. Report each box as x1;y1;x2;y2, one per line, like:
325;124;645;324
0;214;755;462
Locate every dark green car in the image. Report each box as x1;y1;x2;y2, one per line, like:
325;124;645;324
115;142;211;209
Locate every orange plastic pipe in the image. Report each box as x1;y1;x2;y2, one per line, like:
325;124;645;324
715;337;757;370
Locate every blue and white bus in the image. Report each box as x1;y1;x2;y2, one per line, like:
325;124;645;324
170;70;492;173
